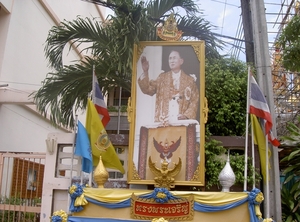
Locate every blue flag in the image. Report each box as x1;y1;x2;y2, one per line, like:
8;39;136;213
75;121;93;173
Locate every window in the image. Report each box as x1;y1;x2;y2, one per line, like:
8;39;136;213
27;169;37;191
107;87;131;107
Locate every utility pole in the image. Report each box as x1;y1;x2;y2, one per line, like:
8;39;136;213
240;0;254;64
250;0;282;221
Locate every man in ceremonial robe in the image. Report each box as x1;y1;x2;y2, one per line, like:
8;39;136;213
138;50;199;123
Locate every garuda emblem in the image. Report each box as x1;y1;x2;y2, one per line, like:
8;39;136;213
153;137;181;161
149;156;182;189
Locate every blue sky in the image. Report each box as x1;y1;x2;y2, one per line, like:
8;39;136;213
199;1;283;61
199;1;244;59
105;1;283;62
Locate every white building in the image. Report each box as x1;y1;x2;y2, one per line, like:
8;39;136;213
0;0;106;153
0;1;106;220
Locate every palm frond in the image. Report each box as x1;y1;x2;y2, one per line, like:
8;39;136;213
36;0;224;129
32;57;132;128
177;16;223;58
146;0;199;19
45;17;106;69
32;65;90;128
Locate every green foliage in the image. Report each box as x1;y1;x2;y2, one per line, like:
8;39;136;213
0;195;40;221
278;15;300;72
33;0;222;129
205;133;261;189
0;211;38;222
229;153;261;186
108;106;118;112
205;135;226;189
107;106;128;112
121;105;128;113
281;182;300;222
205;57;248;136
200;57;251;189
280;116;300;221
280;116;300;147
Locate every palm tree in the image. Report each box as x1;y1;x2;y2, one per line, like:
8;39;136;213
32;0;222;129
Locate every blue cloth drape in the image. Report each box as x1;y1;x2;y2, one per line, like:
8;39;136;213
68;217;150;222
68;187;264;222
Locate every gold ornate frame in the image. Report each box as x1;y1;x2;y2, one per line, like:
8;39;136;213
130;193;194;220
127;41;207;186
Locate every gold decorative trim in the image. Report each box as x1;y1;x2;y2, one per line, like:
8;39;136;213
152;218;168;222
191;45;202;62
203;97;208;124
127;97;133;123
129;41;206;186
190;163;201;181
132;162;142;180
157;14;183;41
137;45;146;61
131;193;194;221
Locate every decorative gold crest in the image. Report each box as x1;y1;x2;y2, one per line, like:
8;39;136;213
148;157;182;189
95;129;111;151
157;14;183;41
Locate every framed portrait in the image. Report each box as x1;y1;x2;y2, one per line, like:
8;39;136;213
127;41;207;186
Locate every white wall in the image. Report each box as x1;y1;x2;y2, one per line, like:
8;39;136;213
0;1;106;219
0;104;68;152
0;0;105;153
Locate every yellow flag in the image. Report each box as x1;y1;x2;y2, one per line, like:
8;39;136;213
86;99;125;174
250;114;271;182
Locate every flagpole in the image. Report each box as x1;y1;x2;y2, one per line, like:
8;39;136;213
70;115;78;184
92;65;96;100
244;66;251;191
68;114;78;213
265;134;270;218
90;65;96;187
251;121;255;189
117;87;122;134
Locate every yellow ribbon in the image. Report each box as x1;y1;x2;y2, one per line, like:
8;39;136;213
75;193;88;206
254;192;264;219
255;192;264;203
52;210;68;222
69;185;77;195
255;205;262;219
156;192;167;199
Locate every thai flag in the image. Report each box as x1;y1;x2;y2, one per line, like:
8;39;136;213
249;75;280;147
92;73;110;127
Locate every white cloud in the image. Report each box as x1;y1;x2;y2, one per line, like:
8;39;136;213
217;8;233;28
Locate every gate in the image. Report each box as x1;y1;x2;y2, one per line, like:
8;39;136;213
0;153;45;222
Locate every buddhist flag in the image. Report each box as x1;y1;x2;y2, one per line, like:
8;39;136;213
251;114;271;182
86;98;125;174
92;71;110;127
249;75;280;147
75;121;93;173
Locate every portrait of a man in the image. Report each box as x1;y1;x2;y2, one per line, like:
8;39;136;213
138;49;199;123
129;42;205;186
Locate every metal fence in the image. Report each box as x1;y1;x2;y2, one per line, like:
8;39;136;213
0;153;45;222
